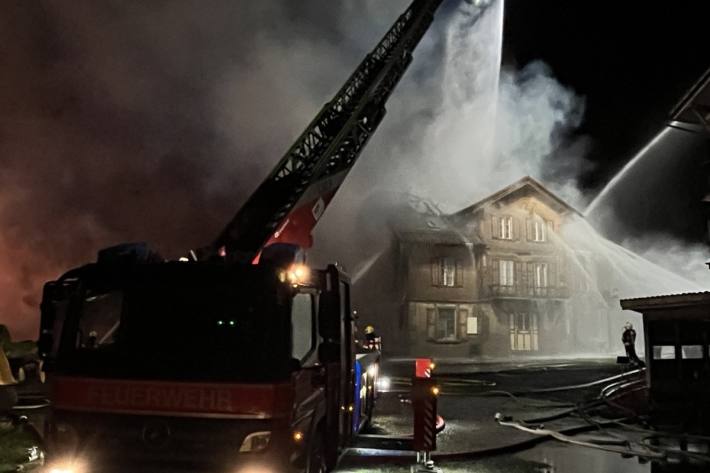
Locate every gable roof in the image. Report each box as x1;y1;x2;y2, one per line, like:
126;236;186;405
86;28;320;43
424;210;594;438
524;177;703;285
452;176;582;218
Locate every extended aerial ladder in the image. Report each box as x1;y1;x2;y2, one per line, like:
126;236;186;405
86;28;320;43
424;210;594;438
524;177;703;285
209;0;444;262
38;2;450;471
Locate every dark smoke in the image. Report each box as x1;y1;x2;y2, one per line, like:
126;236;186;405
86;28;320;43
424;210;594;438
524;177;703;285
0;0;410;338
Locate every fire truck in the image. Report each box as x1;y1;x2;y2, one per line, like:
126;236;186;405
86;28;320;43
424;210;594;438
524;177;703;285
37;1;444;472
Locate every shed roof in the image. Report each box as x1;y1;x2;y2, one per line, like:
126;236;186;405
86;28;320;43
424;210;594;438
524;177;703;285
620;291;710;312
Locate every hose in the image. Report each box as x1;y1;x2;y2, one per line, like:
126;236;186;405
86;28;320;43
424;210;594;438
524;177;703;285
495;415;666;460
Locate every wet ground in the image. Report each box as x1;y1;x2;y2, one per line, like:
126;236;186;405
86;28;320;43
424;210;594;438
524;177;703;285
337;358;709;473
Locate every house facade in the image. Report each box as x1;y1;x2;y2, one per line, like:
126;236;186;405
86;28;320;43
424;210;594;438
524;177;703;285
397;177;591;358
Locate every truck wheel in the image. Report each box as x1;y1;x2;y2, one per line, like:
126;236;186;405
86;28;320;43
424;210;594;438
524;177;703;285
306;435;327;473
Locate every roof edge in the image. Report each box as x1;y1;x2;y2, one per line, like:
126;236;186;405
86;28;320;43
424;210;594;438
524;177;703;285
620;291;710;312
452;176;582;218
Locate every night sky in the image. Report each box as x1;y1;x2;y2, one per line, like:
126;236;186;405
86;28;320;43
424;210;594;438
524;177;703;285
504;0;710;191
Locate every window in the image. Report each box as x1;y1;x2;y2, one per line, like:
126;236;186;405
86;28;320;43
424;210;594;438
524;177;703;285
432;257;460;287
425;305;476;342
499;259;514;286
532;220;546;242
78;291;123;349
509;312;539;351
440;257;456;287
652;345;676;360
291;293;315;361
682;345;703;359
435;307;456;341
534;263;548;288
500;216;513;240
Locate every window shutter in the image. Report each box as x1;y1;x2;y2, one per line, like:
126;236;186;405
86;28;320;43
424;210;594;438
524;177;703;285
526;262;534;294
491;215;500;239
455;260;463;287
514;261;522;288
492;258;500;287
431;258;440;286
426;308;436;339
526;219;532;241
513;218;520;240
550;262;557;288
457;309;468;340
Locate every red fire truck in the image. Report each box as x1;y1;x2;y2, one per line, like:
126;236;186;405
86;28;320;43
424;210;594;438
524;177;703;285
37;1;444;472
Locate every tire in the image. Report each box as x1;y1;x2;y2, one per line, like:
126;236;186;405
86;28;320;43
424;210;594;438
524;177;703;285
306;434;328;473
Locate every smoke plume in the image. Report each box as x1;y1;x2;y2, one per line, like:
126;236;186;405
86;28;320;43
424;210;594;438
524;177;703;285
1;0;703;342
0;0;408;338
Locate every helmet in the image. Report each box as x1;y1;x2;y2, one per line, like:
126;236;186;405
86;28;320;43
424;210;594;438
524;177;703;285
364;325;375;335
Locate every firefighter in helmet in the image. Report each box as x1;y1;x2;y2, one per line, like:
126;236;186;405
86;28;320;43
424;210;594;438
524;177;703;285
364;325;381;351
622;321;643;366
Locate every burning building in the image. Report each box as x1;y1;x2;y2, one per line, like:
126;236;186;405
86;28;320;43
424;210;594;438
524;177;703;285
387;176;620;359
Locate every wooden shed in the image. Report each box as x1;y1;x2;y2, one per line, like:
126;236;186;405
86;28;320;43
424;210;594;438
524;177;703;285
621;292;710;431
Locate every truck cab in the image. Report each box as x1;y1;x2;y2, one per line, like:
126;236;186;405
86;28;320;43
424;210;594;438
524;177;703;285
39;248;379;473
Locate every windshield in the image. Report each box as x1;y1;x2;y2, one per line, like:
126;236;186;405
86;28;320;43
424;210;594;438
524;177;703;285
55;265;292;382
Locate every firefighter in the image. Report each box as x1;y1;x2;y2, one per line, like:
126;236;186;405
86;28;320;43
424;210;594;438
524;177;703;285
622;322;643;366
364;325;380;351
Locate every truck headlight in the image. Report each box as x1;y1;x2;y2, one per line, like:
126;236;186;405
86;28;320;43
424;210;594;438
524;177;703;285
239;431;272;453
376;376;391;391
46;457;87;473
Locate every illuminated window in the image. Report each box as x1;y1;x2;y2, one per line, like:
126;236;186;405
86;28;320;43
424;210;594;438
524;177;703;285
682;345;703;359
440;258;456;287
500;216;513;240
499;260;514;286
652;345;676;360
534;263;548;288
432;257;460;287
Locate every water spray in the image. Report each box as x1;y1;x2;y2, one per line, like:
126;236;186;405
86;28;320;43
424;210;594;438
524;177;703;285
585;127;672;216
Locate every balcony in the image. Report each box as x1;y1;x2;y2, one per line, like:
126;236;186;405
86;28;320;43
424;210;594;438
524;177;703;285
485;284;570;300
